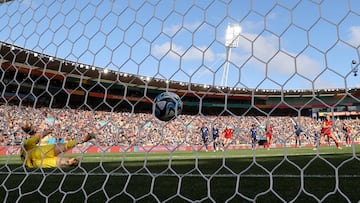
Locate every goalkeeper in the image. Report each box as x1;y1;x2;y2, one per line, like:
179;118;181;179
20;121;95;168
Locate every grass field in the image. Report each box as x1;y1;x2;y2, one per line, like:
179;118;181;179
1;145;360;203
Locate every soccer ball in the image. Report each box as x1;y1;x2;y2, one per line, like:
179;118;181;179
154;92;183;121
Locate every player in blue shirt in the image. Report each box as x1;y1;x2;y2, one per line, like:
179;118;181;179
250;124;257;150
294;124;303;148
212;124;222;152
313;126;321;150
200;122;209;151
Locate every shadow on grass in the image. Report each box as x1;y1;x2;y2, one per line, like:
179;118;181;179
0;151;359;203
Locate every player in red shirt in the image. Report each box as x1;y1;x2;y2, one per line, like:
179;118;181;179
222;126;233;149
265;124;273;150
319;114;342;149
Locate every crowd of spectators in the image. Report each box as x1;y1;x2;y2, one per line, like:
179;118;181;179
1;105;359;148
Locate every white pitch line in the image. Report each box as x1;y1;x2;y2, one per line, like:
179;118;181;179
2;171;360;178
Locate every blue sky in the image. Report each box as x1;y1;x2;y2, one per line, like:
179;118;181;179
1;0;360;90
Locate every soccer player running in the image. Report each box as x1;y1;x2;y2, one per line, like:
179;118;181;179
318;114;342;150
212;124;222;152
20;120;95;168
265;124;273;150
200;122;209;152
222;126;233;150
342;122;352;147
294;124;303;148
250;124;257;150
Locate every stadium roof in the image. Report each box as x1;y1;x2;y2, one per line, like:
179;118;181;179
1;41;358;98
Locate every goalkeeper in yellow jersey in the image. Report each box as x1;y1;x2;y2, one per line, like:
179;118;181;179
20;121;95;168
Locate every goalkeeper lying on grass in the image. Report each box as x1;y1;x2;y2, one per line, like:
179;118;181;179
20;121;95;168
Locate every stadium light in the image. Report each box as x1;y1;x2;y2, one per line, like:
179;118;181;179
221;23;241;87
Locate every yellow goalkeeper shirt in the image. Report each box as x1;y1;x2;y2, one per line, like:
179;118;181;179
20;135;57;168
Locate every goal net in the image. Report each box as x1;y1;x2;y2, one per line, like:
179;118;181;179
1;0;360;202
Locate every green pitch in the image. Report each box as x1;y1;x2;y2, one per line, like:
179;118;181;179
1;146;359;202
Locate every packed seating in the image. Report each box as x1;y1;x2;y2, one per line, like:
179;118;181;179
1;105;359;147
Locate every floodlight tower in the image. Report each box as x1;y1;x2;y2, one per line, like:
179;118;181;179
221;23;241;87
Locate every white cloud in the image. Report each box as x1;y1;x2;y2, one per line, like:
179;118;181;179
163;21;202;36
163;25;182;36
236;32;280;63
234;31;322;78
295;54;322;78
268;52;295;74
253;34;279;62
349;26;360;47
153;42;215;61
152;42;178;59
241;21;264;35
155;22;325;87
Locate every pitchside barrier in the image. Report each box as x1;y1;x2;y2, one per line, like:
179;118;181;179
1;142;359;155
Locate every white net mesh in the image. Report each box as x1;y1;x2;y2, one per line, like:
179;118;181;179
1;0;360;202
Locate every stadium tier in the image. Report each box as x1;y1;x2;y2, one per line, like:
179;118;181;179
1;41;360;117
